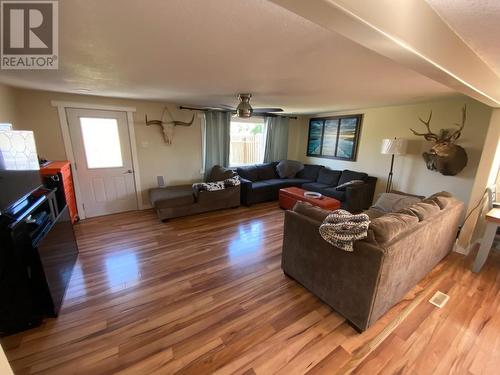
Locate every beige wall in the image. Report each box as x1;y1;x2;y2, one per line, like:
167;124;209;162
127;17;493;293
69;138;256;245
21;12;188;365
12;88;205;207
0;83;17;125
288;96;492;206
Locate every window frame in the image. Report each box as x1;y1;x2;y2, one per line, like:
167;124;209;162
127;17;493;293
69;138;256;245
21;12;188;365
306;114;363;161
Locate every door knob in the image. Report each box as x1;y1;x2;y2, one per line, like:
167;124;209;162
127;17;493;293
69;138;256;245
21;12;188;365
124;169;133;174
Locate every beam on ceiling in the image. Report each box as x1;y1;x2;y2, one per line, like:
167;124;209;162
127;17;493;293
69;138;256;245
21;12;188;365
269;0;500;107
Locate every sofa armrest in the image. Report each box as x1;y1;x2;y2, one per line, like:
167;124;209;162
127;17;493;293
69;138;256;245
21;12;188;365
345;183;373;213
281;210;384;330
239;177;253;205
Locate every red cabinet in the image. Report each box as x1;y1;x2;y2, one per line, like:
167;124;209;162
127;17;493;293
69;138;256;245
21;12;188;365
40;161;79;223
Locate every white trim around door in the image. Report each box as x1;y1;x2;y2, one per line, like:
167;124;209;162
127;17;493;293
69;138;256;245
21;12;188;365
52;101;143;220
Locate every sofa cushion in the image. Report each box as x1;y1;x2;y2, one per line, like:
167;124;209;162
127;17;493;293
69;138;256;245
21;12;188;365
408;201;441;221
261;179;290;189
369;213;419;244
296;164;323;181
237;165;259;182
207;165;236;182
292;201;331;223
149;185;195;209
302;182;331;193
281;178;310;186
251;181;276;192
317;168;342;185
372;192;422;213
276;160;304;178
338;170;368;186
257;162;279;180
390;190;425;199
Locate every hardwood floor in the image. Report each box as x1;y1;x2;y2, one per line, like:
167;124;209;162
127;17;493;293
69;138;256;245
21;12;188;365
2;203;500;374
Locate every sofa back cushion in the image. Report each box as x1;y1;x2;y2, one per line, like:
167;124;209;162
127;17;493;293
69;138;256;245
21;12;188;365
338;170;368;186
372;192;422;213
407;201;441;221
369;213;419;244
207;165;236;182
276;160;304;178
317;168;342;186
296;164;323;181
257;162;279;180
292;201;331;223
237;165;259;181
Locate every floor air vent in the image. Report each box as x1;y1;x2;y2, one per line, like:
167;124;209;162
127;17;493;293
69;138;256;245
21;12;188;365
429;291;450;308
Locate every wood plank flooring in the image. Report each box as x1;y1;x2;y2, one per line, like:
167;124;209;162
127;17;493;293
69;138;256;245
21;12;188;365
2;203;500;374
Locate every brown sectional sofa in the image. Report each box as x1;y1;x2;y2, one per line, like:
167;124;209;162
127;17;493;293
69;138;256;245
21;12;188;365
149;166;240;221
281;192;464;331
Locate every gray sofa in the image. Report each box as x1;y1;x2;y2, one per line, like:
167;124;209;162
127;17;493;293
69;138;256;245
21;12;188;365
237;162;377;212
149;166;240;221
281;192;464;331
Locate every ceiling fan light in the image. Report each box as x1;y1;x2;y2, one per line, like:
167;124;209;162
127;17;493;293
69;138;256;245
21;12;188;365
236;102;252;117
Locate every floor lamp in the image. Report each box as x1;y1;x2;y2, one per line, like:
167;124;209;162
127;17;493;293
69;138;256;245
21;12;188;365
381;138;408;193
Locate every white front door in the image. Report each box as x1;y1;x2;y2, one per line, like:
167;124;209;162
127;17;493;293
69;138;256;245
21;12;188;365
66;108;138;218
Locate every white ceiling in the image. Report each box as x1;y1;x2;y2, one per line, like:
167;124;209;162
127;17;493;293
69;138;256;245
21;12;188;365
0;0;455;114
426;0;500;77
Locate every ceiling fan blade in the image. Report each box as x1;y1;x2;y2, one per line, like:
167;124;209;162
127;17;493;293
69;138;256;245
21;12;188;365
217;104;237;110
253;108;284;113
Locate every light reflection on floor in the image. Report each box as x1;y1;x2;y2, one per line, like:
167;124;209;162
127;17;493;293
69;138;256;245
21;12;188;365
228;221;263;260
104;251;141;292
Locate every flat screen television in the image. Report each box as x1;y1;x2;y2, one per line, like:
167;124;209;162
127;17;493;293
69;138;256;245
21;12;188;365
0;130;42;214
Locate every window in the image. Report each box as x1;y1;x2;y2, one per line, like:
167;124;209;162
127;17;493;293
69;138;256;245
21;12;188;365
307;114;362;161
229;117;265;166
80;117;123;168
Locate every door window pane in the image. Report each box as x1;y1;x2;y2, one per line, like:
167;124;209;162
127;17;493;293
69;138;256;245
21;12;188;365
307;120;323;155
321;119;339;156
80;117;123;169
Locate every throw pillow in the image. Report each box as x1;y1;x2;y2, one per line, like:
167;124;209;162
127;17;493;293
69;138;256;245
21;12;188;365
207;165;236;182
276;160;304;179
317;168;342;185
338;170;368;186
336;179;364;191
371;192;422;213
296;164;324;181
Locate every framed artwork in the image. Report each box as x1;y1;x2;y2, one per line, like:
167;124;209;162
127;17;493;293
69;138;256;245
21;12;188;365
306;114;362;161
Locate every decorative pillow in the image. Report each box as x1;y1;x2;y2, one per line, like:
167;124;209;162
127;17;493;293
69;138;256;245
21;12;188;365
192;181;225;191
224;176;240;187
236;165;259;182
292;201;331;223
371;192;422;213
276;160;304;178
370;213;419;244
408;201;440;221
364;207;386;220
317;168;342;185
207;165;236;182
338;170;368;186
336;179;364;191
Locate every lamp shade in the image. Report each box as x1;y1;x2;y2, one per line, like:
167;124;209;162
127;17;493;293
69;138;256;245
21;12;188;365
381;138;408;155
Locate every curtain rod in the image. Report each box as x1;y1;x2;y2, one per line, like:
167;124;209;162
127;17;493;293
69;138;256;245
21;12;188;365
179;106;297;120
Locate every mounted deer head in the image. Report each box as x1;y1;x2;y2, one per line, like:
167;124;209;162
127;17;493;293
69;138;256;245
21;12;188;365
145;107;195;145
410;105;468;176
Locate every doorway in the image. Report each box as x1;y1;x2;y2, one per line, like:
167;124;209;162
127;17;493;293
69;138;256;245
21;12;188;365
66;108;138;218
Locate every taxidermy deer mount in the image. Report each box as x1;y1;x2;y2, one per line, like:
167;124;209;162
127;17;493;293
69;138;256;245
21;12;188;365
145;107;195;145
410;105;468;176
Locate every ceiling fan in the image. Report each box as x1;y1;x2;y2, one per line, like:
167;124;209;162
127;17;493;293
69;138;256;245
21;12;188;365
212;93;284;118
